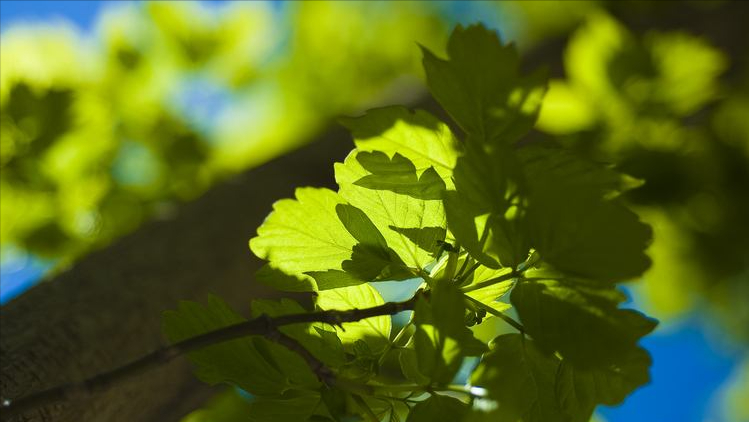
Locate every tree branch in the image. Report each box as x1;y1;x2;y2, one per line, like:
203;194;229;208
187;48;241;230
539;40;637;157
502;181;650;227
1;294;421;420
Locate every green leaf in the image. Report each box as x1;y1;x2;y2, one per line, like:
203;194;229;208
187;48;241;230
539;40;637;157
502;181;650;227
520;144;652;281
458;262;514;317
355;151;446;200
162;295;317;395
444;144;529;268
338;339;379;382
469;334;563;422
511;278;657;368
399;345;431;385
250;298;346;369
256;263;316;293
315;284;391;353
250;188;406;290
555;347;652;420
247;390;322;422
470;334;651;422
465;283;513;315
308;204;412;287
336;151;446;270
249;187;359;290
413;281;487;384
406;395;467;422
519;144;641;198
422;24;547;145
340;106;459;183
388;226;447;259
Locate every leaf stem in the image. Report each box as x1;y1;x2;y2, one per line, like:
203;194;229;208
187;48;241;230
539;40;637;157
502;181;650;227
454;253;471;279
459;271;517;293
464;295;525;333
377;320;414;367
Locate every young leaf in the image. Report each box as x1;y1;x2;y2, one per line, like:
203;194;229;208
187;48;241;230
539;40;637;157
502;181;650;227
510;278;657;368
421;24;547;145
162;295;317;396
315;284;392;353
412;281;487;384
340;106;459;183
336;151;446;270
406;394;467;422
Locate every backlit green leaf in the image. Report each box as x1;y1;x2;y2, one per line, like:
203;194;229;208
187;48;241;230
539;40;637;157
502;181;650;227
249;187;359;290
315;284;391;353
250;188;408;290
355;151;446;200
336;151;446;270
341;106;459;183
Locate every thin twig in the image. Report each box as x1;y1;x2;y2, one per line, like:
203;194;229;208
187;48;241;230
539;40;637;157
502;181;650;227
459;271;517;294
1;294;421;419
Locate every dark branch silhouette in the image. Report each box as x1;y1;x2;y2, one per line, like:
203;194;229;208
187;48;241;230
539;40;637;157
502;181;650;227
1;294;422;420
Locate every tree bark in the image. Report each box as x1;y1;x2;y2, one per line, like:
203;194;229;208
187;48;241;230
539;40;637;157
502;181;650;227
0;126;353;422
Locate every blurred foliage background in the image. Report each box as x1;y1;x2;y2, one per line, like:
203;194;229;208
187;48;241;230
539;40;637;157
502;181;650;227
1;1;747;422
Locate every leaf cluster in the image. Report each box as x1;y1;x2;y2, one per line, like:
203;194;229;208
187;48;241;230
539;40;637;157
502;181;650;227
165;24;657;422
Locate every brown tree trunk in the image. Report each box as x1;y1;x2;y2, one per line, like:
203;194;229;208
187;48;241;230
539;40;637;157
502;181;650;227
0;126;353;422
